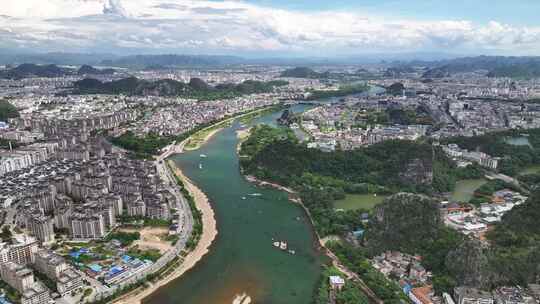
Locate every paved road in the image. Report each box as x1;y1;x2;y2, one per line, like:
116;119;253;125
89;143;194;303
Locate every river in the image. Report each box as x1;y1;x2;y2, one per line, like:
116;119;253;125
144;105;322;304
144;87;385;304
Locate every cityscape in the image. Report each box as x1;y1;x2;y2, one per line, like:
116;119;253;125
1;1;540;304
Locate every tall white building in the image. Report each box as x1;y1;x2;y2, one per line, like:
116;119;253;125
0;262;35;292
26;216;55;244
0;235;39;265
70;214;105;240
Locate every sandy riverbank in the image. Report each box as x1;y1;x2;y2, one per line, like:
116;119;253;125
177;106;278;153
184;126;226;151
115;162;217;304
236;127;252;154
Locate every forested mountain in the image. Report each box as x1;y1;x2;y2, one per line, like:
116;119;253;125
0;63;68;79
280;67;330;78
77;65;115;75
73;77;288;99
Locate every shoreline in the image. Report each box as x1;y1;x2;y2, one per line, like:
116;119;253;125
180;105;281;152
242;174;382;304
115;161;218;304
184;127;225;151
114;105;281;303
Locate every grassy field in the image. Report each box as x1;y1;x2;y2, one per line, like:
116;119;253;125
520;165;540;175
450;179;487;202
334;194;386;211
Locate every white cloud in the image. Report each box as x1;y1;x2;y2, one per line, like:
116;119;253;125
1;0;540;55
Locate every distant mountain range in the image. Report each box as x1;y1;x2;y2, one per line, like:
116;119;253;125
101;54;244;68
3;53;540;79
0;52;118;66
0;64;115;79
0;50;465;67
419;56;540;79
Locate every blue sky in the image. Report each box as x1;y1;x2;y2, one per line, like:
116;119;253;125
1;0;540;57
248;0;539;26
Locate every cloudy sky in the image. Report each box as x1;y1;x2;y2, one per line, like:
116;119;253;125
1;0;540;57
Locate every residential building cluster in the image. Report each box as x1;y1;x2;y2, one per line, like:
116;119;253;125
442;144;500;170
441;189;527;239
301;103;430;151
129;94;283;137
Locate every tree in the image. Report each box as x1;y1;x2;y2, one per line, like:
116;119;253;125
0;227;12;242
0;100;19;122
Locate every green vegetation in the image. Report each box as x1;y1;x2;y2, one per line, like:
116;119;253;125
450;179;487;202
238;125;540;295
111;131;171;159
362;193;465;295
74;77;288;100
0;279;21;303
167;161;203;251
468;180;520;205
307;83;369;100
0;227;12;242
314;266;369;304
386;82;405;96
327;241;410;303
366;194;464;276
355;107;434;127
478;191;540;286
280;67;329;79
240;125;476;236
0;100;19;122
334;194;386;211
127;246;162;262
0;138;20;150
238;104;286;124
33;270;58;293
106;231;140;246
519;172;540;191
0;64;68;79
164;235;179;245
117;215;172;227
443;129;540;176
91;254;183;304
184;121;231;150
111;105;283;159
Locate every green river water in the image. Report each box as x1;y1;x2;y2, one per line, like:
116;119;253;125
144;105;323;304
144;87;386;304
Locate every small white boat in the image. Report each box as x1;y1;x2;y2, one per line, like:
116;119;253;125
279;242;288;250
288;250;296;255
199;163;203;169
273;241;280;248
249;193;262;197
241;196;247;200
200;154;207;158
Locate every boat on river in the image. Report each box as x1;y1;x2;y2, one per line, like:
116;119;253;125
272;241;288;250
200;154;207;158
